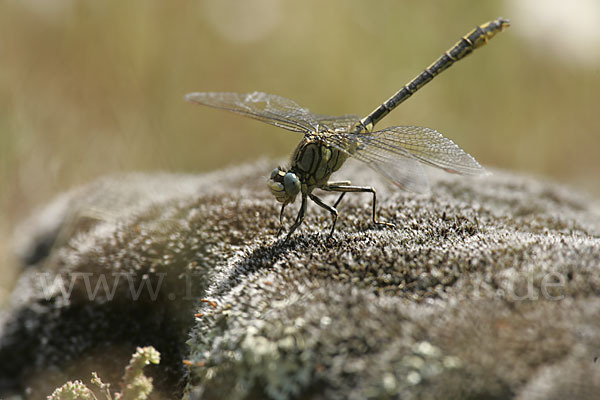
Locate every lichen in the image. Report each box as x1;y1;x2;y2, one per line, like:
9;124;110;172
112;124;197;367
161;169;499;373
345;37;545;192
47;346;160;400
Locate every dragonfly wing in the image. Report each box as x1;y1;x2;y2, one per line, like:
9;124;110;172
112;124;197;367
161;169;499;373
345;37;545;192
355;126;486;175
323;125;486;192
358;151;431;193
185;91;320;133
314;114;361;133
323;132;431;193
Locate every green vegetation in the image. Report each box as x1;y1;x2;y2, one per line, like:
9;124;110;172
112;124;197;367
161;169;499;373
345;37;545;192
48;346;160;400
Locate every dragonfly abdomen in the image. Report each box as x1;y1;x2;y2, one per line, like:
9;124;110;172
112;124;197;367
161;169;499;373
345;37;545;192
359;17;509;132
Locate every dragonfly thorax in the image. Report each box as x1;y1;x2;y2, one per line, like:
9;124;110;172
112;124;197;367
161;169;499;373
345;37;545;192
290;136;349;189
268;167;300;204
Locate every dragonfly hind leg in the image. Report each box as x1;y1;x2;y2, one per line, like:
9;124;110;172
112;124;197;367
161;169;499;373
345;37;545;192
326;181;351;208
322;182;395;230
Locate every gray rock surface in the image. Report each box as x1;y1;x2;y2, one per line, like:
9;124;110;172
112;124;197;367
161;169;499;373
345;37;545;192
1;160;599;399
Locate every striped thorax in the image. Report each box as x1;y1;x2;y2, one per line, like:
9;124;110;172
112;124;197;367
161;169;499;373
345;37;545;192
291;135;349;189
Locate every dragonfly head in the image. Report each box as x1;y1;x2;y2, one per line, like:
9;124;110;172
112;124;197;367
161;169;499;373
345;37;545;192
268;167;300;204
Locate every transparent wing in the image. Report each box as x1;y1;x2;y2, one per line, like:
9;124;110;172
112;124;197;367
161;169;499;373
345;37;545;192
325;132;430;193
185;91;323;134
314;114;361;133
359;150;431;193
360;126;486;175
324;125;486;192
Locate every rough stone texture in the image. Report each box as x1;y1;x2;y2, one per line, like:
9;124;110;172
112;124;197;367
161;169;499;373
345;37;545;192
1;160;599;399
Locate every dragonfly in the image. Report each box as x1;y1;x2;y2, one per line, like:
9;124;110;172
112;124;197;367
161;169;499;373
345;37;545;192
186;17;509;239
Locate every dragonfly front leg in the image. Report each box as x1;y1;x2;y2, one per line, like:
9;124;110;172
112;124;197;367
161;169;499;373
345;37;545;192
286;192;307;240
308;193;338;238
277;204;286;236
322;183;395;229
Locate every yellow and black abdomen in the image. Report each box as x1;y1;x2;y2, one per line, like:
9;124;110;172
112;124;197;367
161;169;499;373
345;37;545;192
291;135;349;189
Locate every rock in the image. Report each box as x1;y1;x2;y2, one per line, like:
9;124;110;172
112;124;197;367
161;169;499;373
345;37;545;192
1;160;599;399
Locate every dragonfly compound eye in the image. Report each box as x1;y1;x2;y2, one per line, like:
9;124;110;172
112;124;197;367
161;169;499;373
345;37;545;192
283;172;300;196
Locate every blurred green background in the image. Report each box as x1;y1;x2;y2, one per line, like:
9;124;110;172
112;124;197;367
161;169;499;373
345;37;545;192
1;0;599;297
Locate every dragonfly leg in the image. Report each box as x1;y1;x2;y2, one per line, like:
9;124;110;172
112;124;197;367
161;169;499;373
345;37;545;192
277;204;286;236
333;193;346;208
327;181;351;208
328;180;352;186
309;193;338;238
322;184;395;229
286;192;307;240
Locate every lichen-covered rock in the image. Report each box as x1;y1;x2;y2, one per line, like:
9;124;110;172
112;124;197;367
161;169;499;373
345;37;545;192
1;160;599;399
